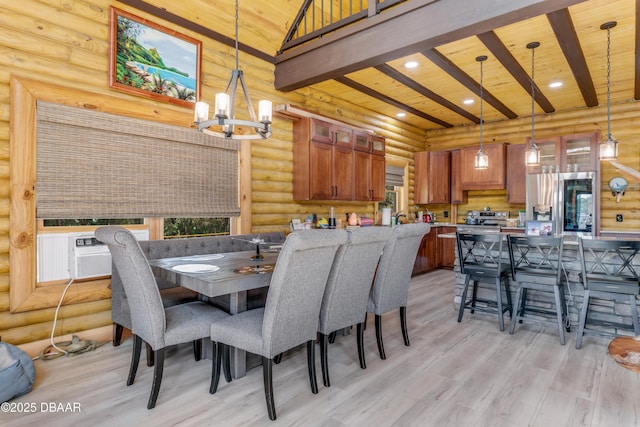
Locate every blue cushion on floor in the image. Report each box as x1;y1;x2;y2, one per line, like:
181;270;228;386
0;343;36;403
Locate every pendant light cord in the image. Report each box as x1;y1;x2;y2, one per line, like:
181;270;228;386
530;46;535;145
606;24;611;139
234;0;239;71
479;59;484;150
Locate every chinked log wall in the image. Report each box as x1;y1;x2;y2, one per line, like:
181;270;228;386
0;0;426;345
425;102;640;231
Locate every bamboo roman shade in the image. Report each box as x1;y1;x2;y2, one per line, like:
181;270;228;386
36;101;240;219
385;165;405;187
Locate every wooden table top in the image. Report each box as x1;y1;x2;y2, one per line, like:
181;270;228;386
148;250;280;298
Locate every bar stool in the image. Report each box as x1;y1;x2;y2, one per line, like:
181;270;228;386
575;238;640;349
456;232;512;331
507;235;569;345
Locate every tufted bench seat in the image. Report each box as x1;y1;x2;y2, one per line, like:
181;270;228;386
110;232;286;346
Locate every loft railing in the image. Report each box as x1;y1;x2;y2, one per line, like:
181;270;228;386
280;0;406;53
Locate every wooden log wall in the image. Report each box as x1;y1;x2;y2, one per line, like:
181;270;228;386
0;0;426;345
424;101;640;230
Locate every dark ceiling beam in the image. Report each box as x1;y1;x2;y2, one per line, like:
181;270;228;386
547;8;598;107
374;64;480;124
334;77;453;128
477;31;555;114
635;0;640;100
116;0;274;64
274;0;588;91
422;49;518;119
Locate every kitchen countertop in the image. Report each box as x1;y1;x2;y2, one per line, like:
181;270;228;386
416;223;640;240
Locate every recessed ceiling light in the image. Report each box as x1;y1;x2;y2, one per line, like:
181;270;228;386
397;112;406;118
549;81;563;88
463;98;474;105
404;61;418;69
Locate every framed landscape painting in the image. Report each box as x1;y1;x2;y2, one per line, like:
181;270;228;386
109;7;201;107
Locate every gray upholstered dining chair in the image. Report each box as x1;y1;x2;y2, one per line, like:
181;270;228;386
96;226;231;409
317;226;392;387
367;223;431;359
209;229;348;421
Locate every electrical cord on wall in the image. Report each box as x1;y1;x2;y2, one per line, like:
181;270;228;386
36;276;107;361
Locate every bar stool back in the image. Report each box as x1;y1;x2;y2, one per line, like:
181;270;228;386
576;238;640;349
456;232;512;331
507;235;568;345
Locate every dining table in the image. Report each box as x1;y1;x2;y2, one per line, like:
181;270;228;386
148;249;280;379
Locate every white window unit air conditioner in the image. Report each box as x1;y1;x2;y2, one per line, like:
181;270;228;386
68;234;112;280
37;230;150;282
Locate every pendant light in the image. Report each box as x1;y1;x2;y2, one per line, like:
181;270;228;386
475;55;489;170
599;21;618;160
193;0;272;139
525;42;541;166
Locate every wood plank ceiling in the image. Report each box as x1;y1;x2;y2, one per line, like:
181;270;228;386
119;0;639;133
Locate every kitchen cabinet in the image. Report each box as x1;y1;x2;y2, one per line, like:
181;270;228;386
450;149;466;204
459;143;506;190
528;132;598;173
294;118;385;201
414;150;451;204
293;117;354;201
436;227;457;269
354;133;386;201
506;144;527;204
412;227;437;275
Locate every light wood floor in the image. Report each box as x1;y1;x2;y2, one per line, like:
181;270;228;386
6;270;640;426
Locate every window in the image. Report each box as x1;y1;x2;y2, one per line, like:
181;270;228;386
377;159;408;216
9;77;244;313
164;217;230;238
378;185;399;214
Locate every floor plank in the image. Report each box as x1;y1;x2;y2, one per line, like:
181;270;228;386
5;269;640;426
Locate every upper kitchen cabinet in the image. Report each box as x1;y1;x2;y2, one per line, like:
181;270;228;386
354;133;386;201
414;150;451;204
293;118;384;201
527;132;599;173
450;149;466;204
459;142;507;190
293;117;354;201
506;144;527;204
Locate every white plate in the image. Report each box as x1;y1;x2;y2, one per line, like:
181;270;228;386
173;264;220;273
182;254;224;261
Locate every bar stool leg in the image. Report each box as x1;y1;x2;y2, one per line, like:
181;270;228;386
495;276;505;332
470;280;478;313
553;285;566;345
559;283;570;332
510;285;523;335
576;290;590;349
503;276;513;318
458;275;472;323
519;288;528;323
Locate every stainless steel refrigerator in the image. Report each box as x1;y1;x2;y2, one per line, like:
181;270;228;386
526;171;597;238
